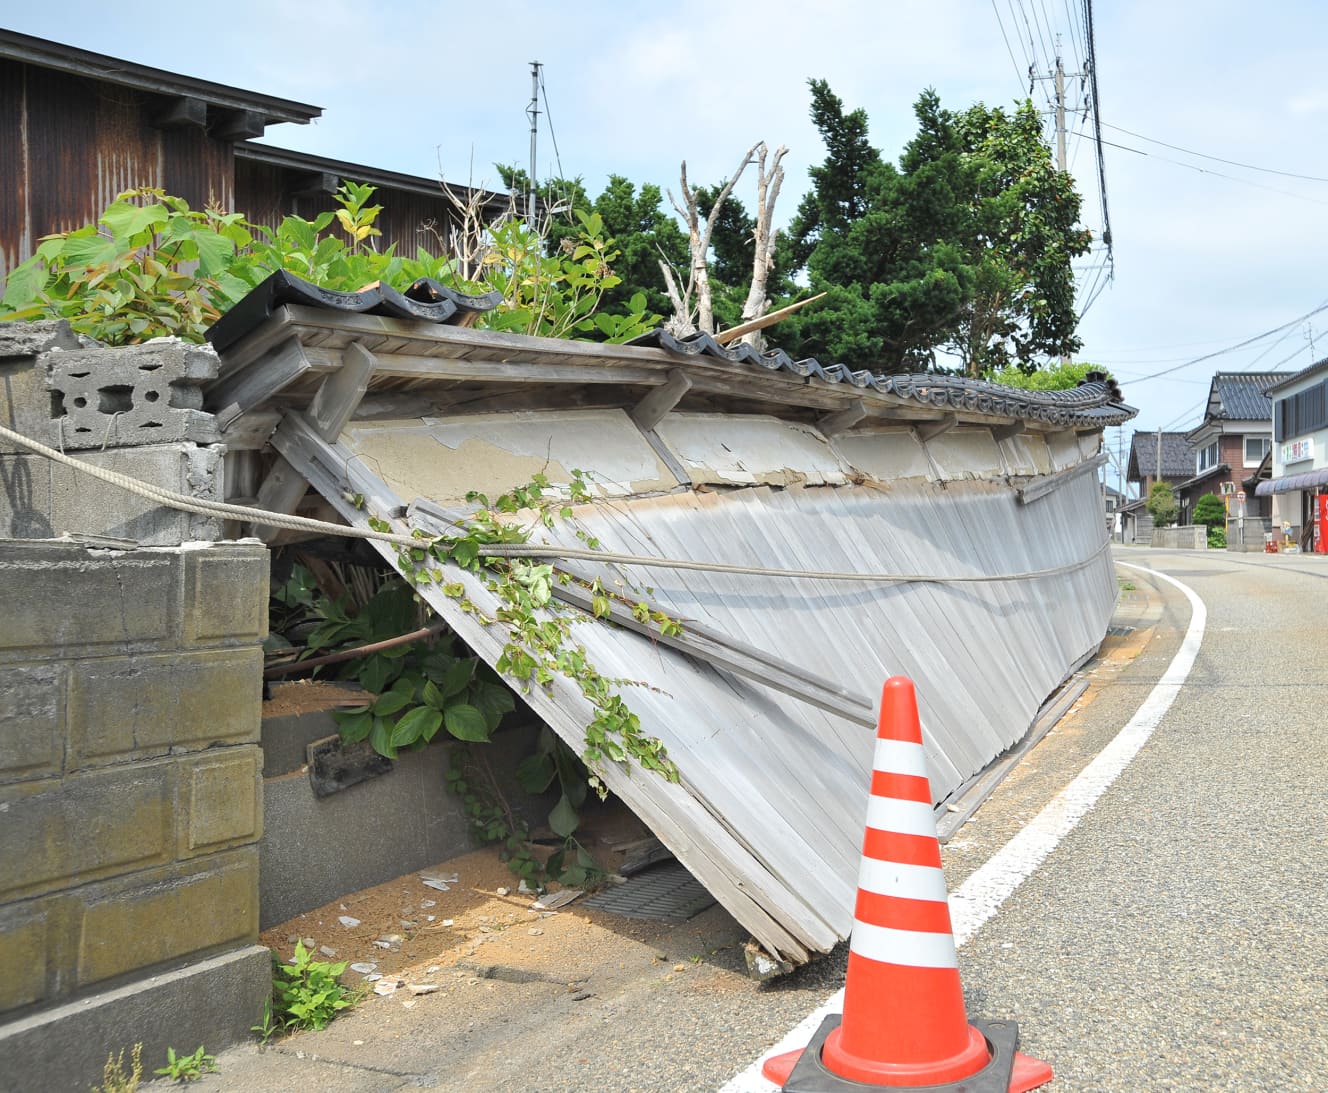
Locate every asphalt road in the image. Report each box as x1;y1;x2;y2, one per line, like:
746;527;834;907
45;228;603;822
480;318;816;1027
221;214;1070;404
179;547;1328;1092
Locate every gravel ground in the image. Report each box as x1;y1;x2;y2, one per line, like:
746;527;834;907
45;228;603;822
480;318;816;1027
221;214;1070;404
167;547;1328;1092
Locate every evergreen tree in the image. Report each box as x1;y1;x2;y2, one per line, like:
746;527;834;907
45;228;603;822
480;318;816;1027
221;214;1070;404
775;83;1091;375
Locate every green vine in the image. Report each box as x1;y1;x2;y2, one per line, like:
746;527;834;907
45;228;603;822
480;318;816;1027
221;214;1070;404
342;469;680;889
372;469;681;795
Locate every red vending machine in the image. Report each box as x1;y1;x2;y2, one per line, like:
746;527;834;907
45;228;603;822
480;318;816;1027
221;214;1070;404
1318;493;1328;553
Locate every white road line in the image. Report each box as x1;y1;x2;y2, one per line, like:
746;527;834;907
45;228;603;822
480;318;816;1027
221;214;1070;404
717;562;1206;1093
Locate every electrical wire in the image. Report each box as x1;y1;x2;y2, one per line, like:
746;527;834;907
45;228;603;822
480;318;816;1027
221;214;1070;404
1073;131;1328;208
1127;298;1328;384
991;0;1030;91
1100;121;1328;184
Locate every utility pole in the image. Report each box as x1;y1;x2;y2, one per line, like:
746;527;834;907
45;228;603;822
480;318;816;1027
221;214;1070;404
1054;49;1068;173
526;62;541;229
1154;427;1162;495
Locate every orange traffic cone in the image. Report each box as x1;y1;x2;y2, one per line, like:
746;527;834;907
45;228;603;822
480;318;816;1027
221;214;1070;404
761;676;1054;1092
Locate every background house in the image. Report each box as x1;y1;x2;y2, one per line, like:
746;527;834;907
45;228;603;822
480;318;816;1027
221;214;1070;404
1121;430;1194;542
0;29;505;279
1259;358;1328;551
1178;371;1284;523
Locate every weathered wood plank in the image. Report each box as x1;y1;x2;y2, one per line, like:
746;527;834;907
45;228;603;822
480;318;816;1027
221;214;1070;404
308;341;377;441
816;398;868;437
630;369;693;431
252;453;311;545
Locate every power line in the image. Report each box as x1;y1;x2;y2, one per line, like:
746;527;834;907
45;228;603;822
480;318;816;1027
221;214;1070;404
1082;0;1114;264
991;0;1030;91
1100;121;1328;183
1128;298;1328;384
1071;131;1328;207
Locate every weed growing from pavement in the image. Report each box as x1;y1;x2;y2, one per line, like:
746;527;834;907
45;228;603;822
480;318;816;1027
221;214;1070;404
270;941;359;1033
92;1043;142;1092
152;1045;217;1082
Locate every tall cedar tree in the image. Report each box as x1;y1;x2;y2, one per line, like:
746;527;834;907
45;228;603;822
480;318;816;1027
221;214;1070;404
775;83;1091;375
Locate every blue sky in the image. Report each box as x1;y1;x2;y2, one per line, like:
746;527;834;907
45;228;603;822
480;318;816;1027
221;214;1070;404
8;1;1328;493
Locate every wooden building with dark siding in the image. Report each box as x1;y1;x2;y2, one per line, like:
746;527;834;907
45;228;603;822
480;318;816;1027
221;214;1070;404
0;30;505;278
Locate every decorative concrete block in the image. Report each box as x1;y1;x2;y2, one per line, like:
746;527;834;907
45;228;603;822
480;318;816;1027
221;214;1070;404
184;751;262;855
67;647;261;765
44;339;220;451
0;763;175;902
182;544;269;644
0;543;177;657
0;663;64;783
76;849;259;989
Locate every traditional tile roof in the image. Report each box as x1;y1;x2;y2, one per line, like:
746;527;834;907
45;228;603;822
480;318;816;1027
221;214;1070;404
1129;431;1195;480
628;329;1135;427
1206;372;1290;422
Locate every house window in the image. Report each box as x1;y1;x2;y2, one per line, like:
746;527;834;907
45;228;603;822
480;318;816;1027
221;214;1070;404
1276;377;1328;441
1197;440;1219;472
1244;436;1270;466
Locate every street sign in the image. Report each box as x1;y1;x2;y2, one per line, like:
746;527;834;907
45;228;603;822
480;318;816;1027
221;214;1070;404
1236;490;1246;501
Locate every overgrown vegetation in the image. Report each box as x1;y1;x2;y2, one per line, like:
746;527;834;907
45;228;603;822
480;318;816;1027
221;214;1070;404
270;941;358;1033
272;468;680;890
984;360;1111;390
0;183;659;346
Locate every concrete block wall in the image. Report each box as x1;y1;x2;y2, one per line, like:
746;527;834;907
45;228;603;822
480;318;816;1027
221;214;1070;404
0;539;271;1090
1150;525;1208;549
1;322;223;544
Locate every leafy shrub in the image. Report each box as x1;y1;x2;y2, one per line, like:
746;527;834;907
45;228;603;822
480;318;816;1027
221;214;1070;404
0;183;658;347
271;941;356;1032
1146;481;1178;528
1207;526;1227;549
1192;492;1226;530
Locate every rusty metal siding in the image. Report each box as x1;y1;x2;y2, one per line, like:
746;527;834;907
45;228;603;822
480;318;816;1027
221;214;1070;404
234;157;460;260
161;126;234;213
0;60;235;278
0;58;30;276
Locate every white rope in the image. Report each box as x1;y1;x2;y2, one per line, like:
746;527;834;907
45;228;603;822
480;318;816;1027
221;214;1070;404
0;421;1108;585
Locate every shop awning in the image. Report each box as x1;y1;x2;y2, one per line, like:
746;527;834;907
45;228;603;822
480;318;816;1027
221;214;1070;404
1255;467;1328;496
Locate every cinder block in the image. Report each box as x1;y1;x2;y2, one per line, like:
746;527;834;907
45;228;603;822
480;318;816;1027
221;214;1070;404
76;848;259;989
0;663;64;783
0;944;271;1093
182;544;269;644
184;750;262;855
0;320;85;361
0;913;48;1013
0;763;175;902
0;542;177;655
68;648;261;765
44;339;219;450
46;443;224;545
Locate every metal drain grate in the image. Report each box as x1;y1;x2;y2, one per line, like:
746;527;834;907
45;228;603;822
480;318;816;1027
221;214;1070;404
582;862;716;922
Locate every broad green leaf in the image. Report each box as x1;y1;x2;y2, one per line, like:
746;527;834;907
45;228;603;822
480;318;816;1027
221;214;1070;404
422;679;445;709
333;708;373;743
372;689;414;717
0;257;46;309
392;706;441;747
440;657;477;699
99;201;167;242
514;752;556;794
548;794;579;838
369;716;396;759
192;228;235;277
443;703;490;742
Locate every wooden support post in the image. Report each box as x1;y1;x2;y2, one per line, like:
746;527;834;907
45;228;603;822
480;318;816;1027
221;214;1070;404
252;454;311;544
630;369;693;431
308;341;377;442
912;414;958;444
816;399;868;438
